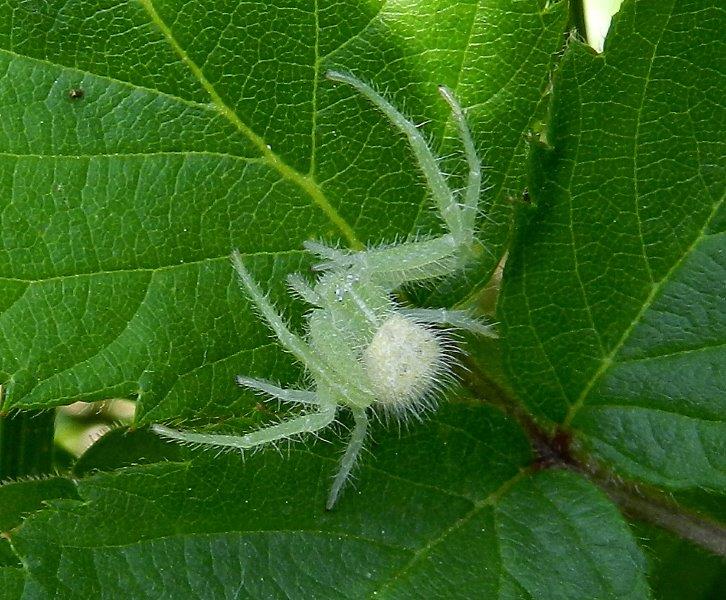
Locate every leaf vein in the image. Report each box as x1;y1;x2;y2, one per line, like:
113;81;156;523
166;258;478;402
137;0;361;248
563;190;724;426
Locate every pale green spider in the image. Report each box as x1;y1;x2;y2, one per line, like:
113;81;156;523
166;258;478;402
153;71;495;509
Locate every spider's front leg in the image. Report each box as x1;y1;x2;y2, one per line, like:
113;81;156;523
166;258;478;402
326;71;481;285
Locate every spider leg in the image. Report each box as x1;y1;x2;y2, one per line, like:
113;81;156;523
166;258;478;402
152;404;336;450
438;85;481;241
236;375;320;405
348;235;464;285
303;240;350;262
325;72;484;285
302;240;353;271
399;308;497;337
326;71;466;241
286;273;322;306
302;240;350;261
326;408;369;510
231;251;333;383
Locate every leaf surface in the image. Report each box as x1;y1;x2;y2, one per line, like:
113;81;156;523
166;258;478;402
0;0;567;421
3;0;707;596
0;568;25;600
10;405;650;599
0;476;78;532
0;476;77;600
500;0;726;490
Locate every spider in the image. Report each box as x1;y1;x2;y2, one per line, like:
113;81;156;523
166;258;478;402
153;71;495;509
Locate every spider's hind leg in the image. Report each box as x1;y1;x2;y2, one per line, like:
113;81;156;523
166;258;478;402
326;408;369;510
153;404;337;451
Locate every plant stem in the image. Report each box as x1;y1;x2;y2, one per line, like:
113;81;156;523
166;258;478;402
463;360;726;557
593;474;726;557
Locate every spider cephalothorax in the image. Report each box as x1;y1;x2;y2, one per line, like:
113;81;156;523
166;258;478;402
153;71;495;509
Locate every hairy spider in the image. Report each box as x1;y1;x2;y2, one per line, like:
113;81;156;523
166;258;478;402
153;71;495;509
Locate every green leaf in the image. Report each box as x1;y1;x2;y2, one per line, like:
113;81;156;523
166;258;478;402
382;468;650;599
0;410;55;479
11;404;650;599
0;476;78;532
0;476;78;599
0;0;567;422
4;0;695;596
71;426;182;477
500;0;725;490
0;567;25;600
0;540;18;568
633;523;726;600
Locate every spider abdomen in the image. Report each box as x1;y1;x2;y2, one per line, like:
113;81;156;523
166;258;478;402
363;314;445;410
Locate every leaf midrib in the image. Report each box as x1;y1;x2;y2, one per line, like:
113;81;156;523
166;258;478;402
138;0;362;250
